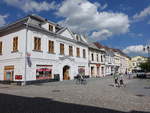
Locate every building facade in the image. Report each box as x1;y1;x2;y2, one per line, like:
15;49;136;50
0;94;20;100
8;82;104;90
88;43;105;77
0;14;131;85
130;56;148;72
0;14;89;85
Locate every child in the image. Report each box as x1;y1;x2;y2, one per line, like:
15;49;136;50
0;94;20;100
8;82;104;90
114;77;119;87
120;77;125;87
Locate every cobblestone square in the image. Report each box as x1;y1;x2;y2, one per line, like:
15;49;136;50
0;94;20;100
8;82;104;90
0;76;150;113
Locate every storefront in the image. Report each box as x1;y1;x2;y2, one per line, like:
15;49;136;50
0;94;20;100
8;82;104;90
36;65;52;80
4;66;14;81
78;66;85;76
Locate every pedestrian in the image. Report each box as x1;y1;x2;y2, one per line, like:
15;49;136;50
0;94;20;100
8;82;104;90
119;76;125;87
113;72;119;87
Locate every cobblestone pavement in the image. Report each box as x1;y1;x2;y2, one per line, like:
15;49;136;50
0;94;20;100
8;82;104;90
0;76;150;113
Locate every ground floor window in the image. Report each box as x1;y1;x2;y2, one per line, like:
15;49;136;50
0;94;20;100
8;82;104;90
36;65;52;80
78;66;85;76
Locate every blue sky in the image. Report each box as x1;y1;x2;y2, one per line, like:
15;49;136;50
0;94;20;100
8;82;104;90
0;0;150;57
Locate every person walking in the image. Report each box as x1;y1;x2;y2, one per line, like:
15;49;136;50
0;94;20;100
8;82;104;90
119;74;125;87
113;72;119;87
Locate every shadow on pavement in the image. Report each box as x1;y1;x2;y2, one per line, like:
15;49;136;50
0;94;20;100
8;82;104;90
0;93;149;113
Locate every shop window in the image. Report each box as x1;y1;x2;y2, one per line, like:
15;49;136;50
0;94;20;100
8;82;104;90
0;41;2;55
48;40;54;53
36;65;52;80
69;46;73;56
76;47;80;57
13;37;18;52
34;37;41;51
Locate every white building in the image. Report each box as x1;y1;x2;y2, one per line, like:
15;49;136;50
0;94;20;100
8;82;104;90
0;14;89;85
105;49;115;76
88;43;105;77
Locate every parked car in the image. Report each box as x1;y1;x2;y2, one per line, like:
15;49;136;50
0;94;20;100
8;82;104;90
136;70;146;78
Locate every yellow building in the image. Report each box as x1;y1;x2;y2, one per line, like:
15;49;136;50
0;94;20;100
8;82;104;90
130;56;148;71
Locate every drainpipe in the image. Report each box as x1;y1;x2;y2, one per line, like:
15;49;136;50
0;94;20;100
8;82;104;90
23;18;29;86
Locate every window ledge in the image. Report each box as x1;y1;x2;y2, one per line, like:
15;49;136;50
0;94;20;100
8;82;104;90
11;50;19;53
48;52;55;55
59;54;65;56
32;50;43;52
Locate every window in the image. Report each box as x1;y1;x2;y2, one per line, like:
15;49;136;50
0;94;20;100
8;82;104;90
83;49;86;58
76;47;80;57
91;53;94;61
97;54;99;62
0;41;2;55
13;37;18;52
60;43;64;55
101;55;103;62
48;40;54;53
76;35;79;41
34;37;41;51
49;24;53;31
36;65;52;80
69;46;73;56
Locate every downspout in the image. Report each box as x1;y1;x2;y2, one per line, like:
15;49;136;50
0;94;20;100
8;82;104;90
23;18;29;86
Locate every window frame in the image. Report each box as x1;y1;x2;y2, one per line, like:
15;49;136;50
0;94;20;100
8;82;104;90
0;41;2;55
69;46;73;56
12;37;18;52
60;43;64;55
76;47;80;57
33;37;41;51
48;40;54;54
83;49;86;58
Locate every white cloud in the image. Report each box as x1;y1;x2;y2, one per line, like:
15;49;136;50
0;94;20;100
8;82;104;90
91;29;112;40
128;32;143;38
148;20;150;24
56;0;130;40
133;6;150;21
3;0;57;12
123;45;146;54
0;14;8;26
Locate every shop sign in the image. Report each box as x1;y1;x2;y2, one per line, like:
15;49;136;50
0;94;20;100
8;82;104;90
15;75;22;80
96;64;101;67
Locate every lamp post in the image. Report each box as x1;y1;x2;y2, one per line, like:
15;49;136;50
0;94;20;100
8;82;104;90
143;45;150;62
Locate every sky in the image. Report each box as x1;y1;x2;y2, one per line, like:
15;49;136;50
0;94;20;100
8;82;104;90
0;0;150;57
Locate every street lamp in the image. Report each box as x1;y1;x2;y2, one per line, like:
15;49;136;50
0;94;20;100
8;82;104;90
143;45;150;62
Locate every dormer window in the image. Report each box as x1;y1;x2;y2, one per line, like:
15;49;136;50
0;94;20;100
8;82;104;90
76;35;79;41
49;24;53;32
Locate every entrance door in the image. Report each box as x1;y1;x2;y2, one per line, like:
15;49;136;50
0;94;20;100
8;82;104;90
97;67;100;77
4;66;14;81
63;65;70;80
91;66;94;77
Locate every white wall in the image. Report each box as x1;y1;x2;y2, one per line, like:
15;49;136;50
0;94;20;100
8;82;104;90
0;29;26;81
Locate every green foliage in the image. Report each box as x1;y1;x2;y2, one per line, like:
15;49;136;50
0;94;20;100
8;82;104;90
139;60;150;72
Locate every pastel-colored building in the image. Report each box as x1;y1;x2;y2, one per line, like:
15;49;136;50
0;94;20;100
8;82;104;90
130;56;148;71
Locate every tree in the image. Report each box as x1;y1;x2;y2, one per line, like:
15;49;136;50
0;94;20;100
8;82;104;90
139;61;150;72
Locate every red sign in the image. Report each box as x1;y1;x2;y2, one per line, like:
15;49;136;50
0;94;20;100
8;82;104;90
15;75;22;80
96;64;101;67
36;68;52;72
